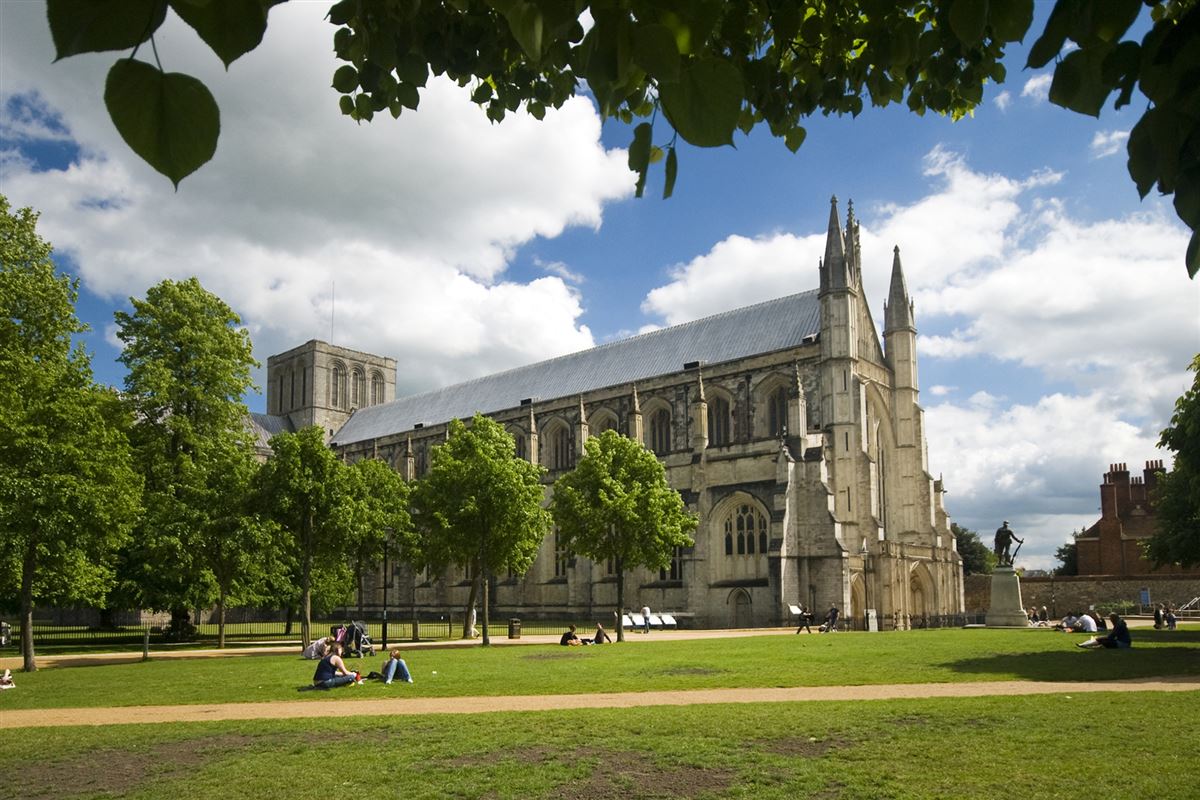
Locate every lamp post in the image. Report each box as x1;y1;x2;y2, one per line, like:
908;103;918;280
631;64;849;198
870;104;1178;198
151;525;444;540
381;527;393;649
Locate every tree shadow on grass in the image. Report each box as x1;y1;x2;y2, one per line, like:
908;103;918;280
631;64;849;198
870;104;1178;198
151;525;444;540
943;632;1200;683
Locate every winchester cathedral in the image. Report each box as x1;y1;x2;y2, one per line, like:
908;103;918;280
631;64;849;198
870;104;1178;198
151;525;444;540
255;198;964;628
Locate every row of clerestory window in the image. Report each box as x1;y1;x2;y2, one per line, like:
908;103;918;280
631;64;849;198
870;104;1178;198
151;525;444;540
329;363;386;410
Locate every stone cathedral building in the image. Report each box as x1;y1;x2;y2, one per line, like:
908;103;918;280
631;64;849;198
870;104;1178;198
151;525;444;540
257;198;964;628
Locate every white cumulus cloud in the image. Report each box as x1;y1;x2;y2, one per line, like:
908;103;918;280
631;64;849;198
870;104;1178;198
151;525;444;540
0;2;631;396
1090;129;1130;159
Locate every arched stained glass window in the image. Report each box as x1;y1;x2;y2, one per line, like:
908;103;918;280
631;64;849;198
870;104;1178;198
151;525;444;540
708;396;731;447
649;408;671;454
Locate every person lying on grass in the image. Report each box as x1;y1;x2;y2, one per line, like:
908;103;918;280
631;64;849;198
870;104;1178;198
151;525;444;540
1077;613;1132;649
591;624;612;644
312;642;362;688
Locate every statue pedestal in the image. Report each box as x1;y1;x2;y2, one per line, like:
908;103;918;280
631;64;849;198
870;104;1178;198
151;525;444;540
985;567;1028;627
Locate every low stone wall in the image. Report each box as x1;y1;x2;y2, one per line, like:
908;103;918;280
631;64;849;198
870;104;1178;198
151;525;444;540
964;573;1200;617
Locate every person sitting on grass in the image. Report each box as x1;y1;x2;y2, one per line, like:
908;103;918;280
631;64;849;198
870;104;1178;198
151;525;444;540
591;624;612;644
381;648;413;684
560;625;582;646
302;635;335;660
1072;612;1098;633
1077;613;1132;649
312;642;361;688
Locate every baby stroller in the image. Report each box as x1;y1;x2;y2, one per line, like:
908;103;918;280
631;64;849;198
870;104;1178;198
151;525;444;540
331;621;375;658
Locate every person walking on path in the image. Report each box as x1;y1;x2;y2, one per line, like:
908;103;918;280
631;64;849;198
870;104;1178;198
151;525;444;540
642;605;652;634
796;606;814;634
823;605;840;633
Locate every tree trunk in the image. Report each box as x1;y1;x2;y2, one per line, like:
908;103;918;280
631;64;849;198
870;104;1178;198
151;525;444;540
216;591;227;649
301;513;313;646
20;541;37;672
615;558;625;643
481;568;491;647
462;573;479;639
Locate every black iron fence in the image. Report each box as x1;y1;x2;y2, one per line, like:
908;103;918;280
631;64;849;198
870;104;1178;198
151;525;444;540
0;609;995;650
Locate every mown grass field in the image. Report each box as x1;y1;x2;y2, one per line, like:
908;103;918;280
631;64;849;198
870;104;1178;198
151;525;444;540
3;625;1197;710
2;626;1196;799
2;692;1197;799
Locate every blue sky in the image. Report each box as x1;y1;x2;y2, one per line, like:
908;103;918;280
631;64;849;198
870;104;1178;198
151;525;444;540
2;3;1197;570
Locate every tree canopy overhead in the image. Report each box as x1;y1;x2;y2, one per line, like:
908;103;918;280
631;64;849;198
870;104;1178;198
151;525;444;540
45;0;1200;277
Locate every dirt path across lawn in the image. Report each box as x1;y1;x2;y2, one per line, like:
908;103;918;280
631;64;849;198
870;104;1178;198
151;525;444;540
3;676;1197;729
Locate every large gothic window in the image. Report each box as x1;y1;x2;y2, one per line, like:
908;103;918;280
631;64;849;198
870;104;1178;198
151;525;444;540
593;413;619;435
649;408;671;454
351;369;365;407
370;372;385;405
550;426;572;471
554;530;571;578
723;503;768;577
767;387;788;437
708;396;731;447
513;431;527;460
331;364;345;408
659;546;683;581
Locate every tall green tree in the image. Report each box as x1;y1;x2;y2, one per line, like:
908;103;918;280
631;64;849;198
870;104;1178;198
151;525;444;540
0;197;142;672
256;426;356;646
1147;353;1200;568
113;277;259;637
44;1;1200;276
197;446;287;648
551;430;697;642
1054;539;1079;576
412;414;551;646
951;522;995;575
345;457;416;614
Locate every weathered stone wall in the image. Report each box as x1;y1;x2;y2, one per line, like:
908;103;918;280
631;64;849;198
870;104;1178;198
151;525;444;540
964;573;1200;616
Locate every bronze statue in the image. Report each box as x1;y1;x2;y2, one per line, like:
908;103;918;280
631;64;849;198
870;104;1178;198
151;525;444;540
994;521;1023;566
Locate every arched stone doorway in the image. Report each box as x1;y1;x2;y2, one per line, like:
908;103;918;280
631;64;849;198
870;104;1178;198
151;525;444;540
850;574;866;626
729;589;752;628
909;563;934;627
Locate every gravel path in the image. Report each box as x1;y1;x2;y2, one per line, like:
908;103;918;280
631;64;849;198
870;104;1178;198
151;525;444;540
3;676;1197;729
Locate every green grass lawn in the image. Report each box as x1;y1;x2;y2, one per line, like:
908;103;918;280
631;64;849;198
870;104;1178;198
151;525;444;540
3;692;1197;799
3;626;1197;710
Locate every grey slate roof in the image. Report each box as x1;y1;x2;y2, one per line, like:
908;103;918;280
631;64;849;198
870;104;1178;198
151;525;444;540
332;290;820;446
248;412;294;450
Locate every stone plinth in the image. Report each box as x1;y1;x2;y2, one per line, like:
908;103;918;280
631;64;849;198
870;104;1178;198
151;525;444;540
985;567;1028;627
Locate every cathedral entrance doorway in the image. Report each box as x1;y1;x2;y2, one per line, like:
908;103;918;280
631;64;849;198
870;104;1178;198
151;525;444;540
729;589;752;628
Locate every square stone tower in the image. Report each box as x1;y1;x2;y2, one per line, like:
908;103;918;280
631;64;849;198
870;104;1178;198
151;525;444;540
266;340;396;440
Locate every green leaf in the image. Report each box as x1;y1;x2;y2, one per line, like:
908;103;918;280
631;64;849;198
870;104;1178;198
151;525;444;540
396;82;420;110
663;145;677;200
504;1;545;61
103;59;219;188
1186;229;1200;279
658;58;743;148
1174;167;1200;230
1127;112;1158;198
1083;0;1141;44
784;126;807;153
632;23;680;83
48;0;166;60
987;0;1034;43
1025;0;1073;68
169;0;269;68
628;121;652;198
949;0;988;47
332;65;359;93
1048;48;1110;117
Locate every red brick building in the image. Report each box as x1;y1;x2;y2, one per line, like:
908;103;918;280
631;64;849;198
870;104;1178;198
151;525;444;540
1075;460;1197;576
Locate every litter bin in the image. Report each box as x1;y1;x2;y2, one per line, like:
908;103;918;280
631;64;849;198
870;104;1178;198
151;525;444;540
507;618;521;639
